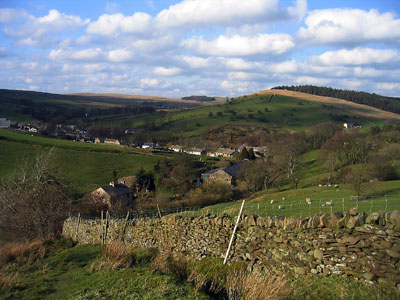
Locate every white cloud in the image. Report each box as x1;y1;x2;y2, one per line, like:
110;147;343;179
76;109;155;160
86;12;151;36
108;49;134;62
225;58;255;70
3;9;89;48
295;76;331;85
182;33;295;56
298;9;400;45
376;82;400;90
309;48;400;66
182;56;210;68
49;48;103;61
105;2;120;13
155;0;306;29
140;78;159;88
154;66;182;76
0;8;29;23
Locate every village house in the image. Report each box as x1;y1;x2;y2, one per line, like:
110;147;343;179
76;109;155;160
104;138;120;145
211;148;240;158
184;148;207;156
91;182;133;208
201;161;248;185
0;118;11;128
142;142;159;149
168;145;183;152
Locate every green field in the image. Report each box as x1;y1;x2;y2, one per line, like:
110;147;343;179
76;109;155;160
1;239;397;300
94;93;387;139
0;130;169;196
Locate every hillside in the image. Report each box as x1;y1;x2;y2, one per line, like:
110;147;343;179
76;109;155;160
0;89;202;123
254;89;400;122
272;85;400;114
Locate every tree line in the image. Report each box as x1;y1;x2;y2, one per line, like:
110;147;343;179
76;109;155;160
273;85;400;114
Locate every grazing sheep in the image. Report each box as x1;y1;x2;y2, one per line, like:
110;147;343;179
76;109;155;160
325;201;333;206
282;197;286;200
278;205;284;210
270;199;274;204
334;184;339;188
306;198;312;205
318;184;322;187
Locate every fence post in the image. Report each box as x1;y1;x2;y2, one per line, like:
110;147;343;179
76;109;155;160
370;197;373;213
224;200;245;265
157;204;162;219
342;198;345;213
290;201;293;216
319;199;322;214
74;213;80;240
330;201;333;214
104;211;109;245
121;212;130;243
385;195;388;212
101;211;104;244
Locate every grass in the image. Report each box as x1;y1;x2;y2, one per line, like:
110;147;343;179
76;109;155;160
1;239;398;300
0;130;166;196
75;93;391;138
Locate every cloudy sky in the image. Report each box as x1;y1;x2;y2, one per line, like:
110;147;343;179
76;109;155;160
0;0;399;97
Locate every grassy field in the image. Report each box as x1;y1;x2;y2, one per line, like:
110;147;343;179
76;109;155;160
0;130;171;196
0;238;397;300
97;92;390;138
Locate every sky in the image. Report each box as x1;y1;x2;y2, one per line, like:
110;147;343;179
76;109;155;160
0;0;399;97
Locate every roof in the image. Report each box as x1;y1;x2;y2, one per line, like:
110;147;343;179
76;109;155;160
101;184;132;198
202;161;248;177
202;168;223;175
214;148;236;155
224;161;248;177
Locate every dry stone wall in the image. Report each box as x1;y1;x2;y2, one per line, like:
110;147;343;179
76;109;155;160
63;209;400;289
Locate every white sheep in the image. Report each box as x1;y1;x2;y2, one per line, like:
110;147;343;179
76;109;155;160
270;199;274;204
306;198;312;205
278;205;284;210
325;201;333;206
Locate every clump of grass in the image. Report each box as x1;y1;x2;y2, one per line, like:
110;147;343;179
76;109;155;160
151;250;188;280
0;271;19;289
0;240;46;265
226;270;291;300
91;243;133;271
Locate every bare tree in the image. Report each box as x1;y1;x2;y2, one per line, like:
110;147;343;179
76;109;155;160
0;149;71;243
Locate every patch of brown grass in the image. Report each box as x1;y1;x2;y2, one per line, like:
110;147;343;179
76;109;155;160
151;250;188;280
226;270;291;300
0;240;46;265
0;271;19;289
98;243;133;270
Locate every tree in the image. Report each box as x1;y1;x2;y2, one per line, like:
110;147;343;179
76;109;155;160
248;148;256;160
239;147;250;160
343;166;366;197
0;149;71;243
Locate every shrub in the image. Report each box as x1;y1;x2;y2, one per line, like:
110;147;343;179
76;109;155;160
0;240;46;265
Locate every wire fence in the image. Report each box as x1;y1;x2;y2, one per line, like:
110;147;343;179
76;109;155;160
73;195;400;221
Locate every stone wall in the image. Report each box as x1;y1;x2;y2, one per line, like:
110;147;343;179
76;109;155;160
63;209;400;288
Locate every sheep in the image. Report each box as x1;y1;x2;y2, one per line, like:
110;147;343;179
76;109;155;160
270;199;274;204
282;197;286;201
325;201;333;206
278;205;284;210
306;198;312;205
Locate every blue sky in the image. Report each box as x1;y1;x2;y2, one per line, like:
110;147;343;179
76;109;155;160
0;0;399;97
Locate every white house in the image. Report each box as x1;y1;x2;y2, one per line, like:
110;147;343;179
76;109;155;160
0;118;11;128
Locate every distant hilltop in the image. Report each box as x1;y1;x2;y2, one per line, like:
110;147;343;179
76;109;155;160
181;95;216;102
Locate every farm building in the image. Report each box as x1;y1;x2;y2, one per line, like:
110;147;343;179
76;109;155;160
201;161;248;185
91;182;133;209
210;148;240;158
0;118;11;128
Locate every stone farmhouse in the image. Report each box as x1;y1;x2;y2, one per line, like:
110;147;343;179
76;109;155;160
91;182;133;209
210;148;240;158
201;161;248;185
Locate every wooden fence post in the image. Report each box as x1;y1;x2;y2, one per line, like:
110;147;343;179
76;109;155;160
224;200;245;264
103;211;110;245
121;212;130;243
